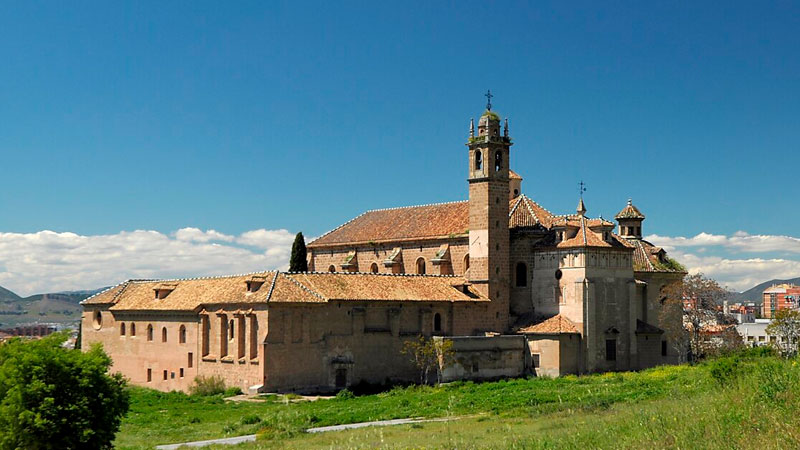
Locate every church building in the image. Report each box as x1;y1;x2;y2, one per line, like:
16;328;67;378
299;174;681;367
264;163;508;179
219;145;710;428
81;102;685;392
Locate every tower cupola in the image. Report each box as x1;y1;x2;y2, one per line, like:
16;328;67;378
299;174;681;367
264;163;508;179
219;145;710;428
615;198;645;239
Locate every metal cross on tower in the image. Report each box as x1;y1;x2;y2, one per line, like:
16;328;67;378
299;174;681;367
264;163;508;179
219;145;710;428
579;180;587;198
485;90;493;110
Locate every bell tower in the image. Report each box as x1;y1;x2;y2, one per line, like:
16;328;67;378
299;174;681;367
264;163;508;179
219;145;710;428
467;91;512;331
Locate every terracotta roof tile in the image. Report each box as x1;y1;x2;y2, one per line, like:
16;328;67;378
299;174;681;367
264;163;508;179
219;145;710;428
309;194;557;248
309;201;470;247
85;271;487;311
615;199;645;220
631;239;685;273
516;314;580;334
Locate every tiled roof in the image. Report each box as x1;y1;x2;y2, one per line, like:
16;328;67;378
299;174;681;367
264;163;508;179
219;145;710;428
309;201;470;247
310;194;557;248
509;170;523;180
615;199;645;220
631;239;685;273
515;314;580;334
81;271;487;311
537;215;634;250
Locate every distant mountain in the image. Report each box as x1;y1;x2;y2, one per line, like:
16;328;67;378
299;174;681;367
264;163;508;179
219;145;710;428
730;277;800;305
0;286;21;303
0;285;106;328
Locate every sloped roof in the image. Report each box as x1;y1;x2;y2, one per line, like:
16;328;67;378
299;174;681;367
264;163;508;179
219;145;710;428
309;201;470;247
310;194;557;248
516;314;580;334
631;239;685;273
81;271;487;311
615;199;645;220
536;215;634;250
509;170;523;180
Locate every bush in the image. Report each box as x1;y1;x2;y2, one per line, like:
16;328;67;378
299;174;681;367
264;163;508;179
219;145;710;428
224;386;243;397
0;333;129;449
710;357;741;383
241;414;262;425
336;388;354;399
189;375;226;396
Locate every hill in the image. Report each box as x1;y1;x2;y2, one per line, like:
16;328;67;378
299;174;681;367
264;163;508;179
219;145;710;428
0;285;105;328
730;277;800;304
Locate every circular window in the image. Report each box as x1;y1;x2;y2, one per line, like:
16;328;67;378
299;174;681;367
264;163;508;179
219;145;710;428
555;269;563;280
93;311;103;330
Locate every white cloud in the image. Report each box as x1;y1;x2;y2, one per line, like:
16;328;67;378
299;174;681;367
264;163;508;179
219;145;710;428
648;232;800;292
174;227;234;243
0;228;297;296
647;231;800;254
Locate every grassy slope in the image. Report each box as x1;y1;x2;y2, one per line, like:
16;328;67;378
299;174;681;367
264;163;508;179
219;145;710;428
117;353;800;449
116;363;712;449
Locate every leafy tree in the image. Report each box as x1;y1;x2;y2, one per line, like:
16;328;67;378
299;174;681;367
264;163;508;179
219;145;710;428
289;232;308;272
401;335;455;384
766;309;800;358
0;333;129;449
660;273;734;361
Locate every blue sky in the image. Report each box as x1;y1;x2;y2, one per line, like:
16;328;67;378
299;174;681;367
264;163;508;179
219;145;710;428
1;2;799;295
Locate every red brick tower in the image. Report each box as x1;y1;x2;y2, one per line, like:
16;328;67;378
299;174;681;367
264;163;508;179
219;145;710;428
467;95;512;332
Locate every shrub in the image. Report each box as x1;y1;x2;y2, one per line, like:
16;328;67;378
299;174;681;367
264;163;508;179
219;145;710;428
241;415;261;425
0;333;129;449
336;388;355;399
710;357;741;383
189;375;226;396
223;386;243;397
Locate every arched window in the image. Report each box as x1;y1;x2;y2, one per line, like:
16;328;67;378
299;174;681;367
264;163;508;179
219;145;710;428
161;327;167;343
131;323;136;336
474;150;483;171
147;324;153;341
92;311;102;330
416;257;426;275
229;319;235;340
120;322;126;336
433;313;442;333
328;265;336;273
370;262;379;273
495;150;502;172
464;254;470;271
179;325;186;344
515;262;528;287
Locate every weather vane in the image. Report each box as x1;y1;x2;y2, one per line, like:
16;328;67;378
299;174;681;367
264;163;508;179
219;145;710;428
579;180;587;199
485;89;493;111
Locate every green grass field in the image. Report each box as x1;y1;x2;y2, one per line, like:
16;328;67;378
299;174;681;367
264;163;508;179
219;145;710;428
115;350;800;449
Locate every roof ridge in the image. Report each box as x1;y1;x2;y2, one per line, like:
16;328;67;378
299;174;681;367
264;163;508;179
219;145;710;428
264;270;280;301
306;210;370;246
521;196;541;223
125;271;274;284
580;215;588;245
520;194;556;218
508;196;524;218
279;273;327;301
284;271;460;278
363;199;468;213
636;239;657;271
80;280;131;305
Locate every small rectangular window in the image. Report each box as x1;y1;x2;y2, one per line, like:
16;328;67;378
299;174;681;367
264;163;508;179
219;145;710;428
180;368;184;378
163;370;168;381
661;340;667;356
605;339;616;361
188;352;193;368
147;368;152;382
170;372;175;379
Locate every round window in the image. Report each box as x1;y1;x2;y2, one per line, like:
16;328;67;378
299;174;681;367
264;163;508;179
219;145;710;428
555;269;563;280
93;310;103;330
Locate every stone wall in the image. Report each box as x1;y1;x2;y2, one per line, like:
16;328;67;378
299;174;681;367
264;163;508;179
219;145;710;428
437;335;528;382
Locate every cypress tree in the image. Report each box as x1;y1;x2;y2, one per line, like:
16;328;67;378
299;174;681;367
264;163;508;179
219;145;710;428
289;232;308;272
